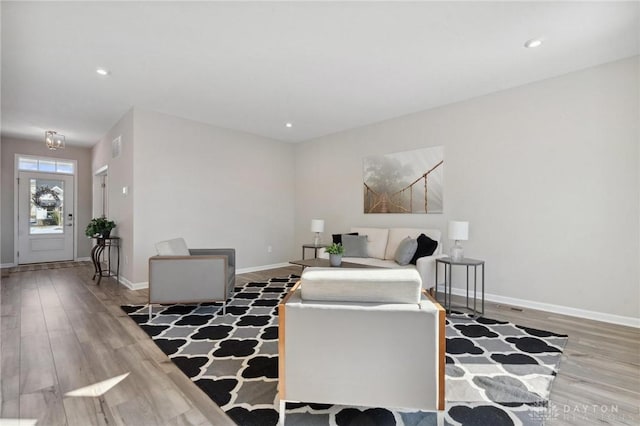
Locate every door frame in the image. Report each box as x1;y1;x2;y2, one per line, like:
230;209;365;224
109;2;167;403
13;154;79;264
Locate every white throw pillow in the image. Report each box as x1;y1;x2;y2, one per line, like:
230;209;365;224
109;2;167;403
155;238;190;256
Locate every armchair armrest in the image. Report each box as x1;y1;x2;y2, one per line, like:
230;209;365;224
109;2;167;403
189;248;235;266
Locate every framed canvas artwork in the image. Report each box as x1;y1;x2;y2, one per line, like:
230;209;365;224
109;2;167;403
363;146;443;214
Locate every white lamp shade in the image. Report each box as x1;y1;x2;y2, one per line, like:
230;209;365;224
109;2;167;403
310;219;325;233
448;221;469;241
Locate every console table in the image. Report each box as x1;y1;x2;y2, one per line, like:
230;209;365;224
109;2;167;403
91;237;120;285
435;257;485;317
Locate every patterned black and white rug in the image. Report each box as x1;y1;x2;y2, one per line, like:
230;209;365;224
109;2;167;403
122;275;567;426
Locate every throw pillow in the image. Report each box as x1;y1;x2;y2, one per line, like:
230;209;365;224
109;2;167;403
332;232;358;245
395;237;418;266
410;234;438;265
342;234;369;258
155;238;190;256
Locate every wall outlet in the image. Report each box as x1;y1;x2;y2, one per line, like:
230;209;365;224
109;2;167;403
267;246;273;253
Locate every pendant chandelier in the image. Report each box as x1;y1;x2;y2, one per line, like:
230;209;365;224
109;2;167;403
45;130;65;150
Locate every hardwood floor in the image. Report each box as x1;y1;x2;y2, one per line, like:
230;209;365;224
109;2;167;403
1;264;638;425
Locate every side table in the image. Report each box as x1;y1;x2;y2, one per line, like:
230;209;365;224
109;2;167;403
91;237;120;285
435;257;485;317
302;243;329;259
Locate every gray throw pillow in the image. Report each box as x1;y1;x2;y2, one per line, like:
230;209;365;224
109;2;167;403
395;237;418;265
342;234;369;258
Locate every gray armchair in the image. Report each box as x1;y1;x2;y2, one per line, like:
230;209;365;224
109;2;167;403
148;238;235;318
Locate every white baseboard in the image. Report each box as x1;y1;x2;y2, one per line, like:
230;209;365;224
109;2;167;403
1;262;16;268
447;287;640;328
113;263;292;291
237;262;292;274
76;257;91;262
117;275;148;290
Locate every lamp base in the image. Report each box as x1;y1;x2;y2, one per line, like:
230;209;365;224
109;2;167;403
313;233;321;246
450;242;464;262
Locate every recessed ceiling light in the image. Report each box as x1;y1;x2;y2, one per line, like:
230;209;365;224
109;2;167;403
96;68;110;76
524;39;543;49
285;122;293;128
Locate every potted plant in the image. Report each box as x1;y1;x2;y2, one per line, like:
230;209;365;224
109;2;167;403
85;217;116;239
325;243;345;267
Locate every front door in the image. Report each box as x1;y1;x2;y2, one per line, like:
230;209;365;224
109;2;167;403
17;172;74;264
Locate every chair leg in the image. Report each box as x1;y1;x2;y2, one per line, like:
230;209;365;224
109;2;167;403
279;400;286;425
148;304;152;321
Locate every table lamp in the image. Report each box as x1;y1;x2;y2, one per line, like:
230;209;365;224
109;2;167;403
448;221;469;261
311;219;325;246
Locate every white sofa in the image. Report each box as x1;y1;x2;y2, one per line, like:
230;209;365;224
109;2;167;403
320;227;443;289
278;267;445;424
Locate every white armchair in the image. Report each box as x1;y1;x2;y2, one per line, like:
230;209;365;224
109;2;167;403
277;267;445;424
148;238;235;317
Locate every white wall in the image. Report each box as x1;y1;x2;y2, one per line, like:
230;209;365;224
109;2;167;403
294;57;639;322
91;109;135;283
131;109;295;284
1;137;94;265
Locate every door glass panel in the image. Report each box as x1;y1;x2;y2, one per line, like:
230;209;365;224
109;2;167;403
29;178;64;235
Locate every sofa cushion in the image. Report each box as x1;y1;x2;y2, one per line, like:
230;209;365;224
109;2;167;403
342;234;368;258
410;234;439;265
332;232;358;245
300;267;422;304
351;227;389;259
155;238;190;256
395;237;418;266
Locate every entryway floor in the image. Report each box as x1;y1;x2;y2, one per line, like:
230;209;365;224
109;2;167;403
6;260;92;274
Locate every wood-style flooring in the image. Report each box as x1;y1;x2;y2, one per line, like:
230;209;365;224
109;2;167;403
0;264;638;425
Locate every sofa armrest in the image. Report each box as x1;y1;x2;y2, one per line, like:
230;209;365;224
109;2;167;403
189;248;235;267
415;253;447;289
316;247;329;259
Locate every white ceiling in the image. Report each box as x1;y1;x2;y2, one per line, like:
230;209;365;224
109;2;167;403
2;1;638;146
